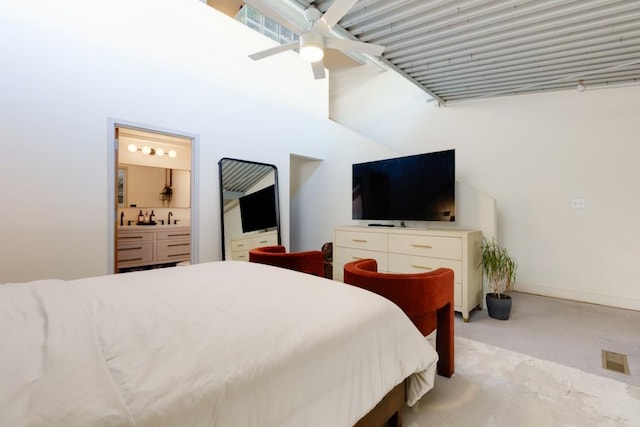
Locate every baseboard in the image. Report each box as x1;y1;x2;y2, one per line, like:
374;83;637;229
515;283;640;312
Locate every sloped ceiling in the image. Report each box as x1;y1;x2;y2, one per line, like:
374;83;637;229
216;0;640;104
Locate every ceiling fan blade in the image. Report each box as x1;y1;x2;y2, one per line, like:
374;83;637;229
311;60;326;80
243;0;306;35
321;0;358;29
249;41;299;61
325;38;385;57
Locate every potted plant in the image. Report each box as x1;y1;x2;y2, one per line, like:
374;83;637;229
481;237;517;320
159;185;173;206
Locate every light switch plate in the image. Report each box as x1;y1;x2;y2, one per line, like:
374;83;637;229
571;198;586;209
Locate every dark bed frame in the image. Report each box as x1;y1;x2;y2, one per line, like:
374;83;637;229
354;380;406;427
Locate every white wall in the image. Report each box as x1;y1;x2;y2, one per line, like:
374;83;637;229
289;127;399;253
331;65;640;311
0;0;383;282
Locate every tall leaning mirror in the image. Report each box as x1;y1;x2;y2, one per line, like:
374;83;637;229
219;158;281;261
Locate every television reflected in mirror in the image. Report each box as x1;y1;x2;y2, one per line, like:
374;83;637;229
218;158;281;260
239;184;277;233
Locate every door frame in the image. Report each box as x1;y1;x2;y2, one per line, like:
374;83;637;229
107;118;199;273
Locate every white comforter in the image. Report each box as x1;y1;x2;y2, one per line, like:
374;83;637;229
0;261;437;426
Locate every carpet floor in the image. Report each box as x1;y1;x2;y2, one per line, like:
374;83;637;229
403;337;640;426
456;292;640;387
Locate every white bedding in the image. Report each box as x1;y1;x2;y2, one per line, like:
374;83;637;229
0;261;437;426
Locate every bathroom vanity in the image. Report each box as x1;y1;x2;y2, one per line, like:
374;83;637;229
116;225;191;272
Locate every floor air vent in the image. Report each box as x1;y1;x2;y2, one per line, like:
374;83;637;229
602;350;630;375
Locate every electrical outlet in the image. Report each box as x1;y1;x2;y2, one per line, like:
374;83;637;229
571;198;586;209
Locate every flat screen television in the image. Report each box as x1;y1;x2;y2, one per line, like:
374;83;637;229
352;149;455;222
239;184;278;233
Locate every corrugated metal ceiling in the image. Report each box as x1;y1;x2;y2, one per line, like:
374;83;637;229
281;0;640;104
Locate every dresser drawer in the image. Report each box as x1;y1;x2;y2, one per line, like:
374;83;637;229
156;239;191;262
334;247;388;282
388;253;461;281
232;250;249;261
117;242;153;267
335;247;388;270
156;228;191;240
117;230;154;243
335;230;387;252
388;234;462;260
251;232;278;248
231;237;251;252
230;231;277;261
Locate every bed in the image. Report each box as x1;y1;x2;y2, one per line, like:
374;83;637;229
0;261;438;426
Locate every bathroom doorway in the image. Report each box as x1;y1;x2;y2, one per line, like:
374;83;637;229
108;120;199;273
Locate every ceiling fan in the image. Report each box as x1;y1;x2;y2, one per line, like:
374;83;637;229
245;0;385;79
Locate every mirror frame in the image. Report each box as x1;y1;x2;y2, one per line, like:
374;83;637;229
218;157;281;260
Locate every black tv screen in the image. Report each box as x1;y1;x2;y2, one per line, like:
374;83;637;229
239;185;278;233
352;149;455;222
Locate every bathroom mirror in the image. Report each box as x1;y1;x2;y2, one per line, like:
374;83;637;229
219;158;281;260
117;126;192;210
118;165;190;208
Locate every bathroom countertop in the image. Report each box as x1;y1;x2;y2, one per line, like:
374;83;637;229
117;224;190;229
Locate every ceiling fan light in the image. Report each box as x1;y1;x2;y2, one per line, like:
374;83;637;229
300;45;324;62
300;31;324;62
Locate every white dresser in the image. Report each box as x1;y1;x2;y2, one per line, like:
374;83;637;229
230;230;278;261
333;226;483;322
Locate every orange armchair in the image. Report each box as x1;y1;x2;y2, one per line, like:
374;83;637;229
249;245;325;277
343;258;455;377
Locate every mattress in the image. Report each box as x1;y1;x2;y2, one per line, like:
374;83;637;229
0;261;438;426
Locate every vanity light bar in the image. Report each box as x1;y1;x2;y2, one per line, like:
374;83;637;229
127;143;177;158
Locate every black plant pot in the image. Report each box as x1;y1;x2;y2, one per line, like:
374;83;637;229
486;293;512;320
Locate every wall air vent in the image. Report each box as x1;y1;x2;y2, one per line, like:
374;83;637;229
602;350;630;375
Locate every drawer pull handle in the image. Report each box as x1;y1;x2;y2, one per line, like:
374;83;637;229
167;233;190;237
412;244;433;249
120;236;144;240
120;246;143;251
237;244;245;247
168;243;189;247
168;253;190;258
411;265;433;270
121;257;143;262
258;240;268;244
352;239;368;243
351;256;365;260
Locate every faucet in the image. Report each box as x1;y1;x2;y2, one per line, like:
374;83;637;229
168;211;173;225
120;211;124;226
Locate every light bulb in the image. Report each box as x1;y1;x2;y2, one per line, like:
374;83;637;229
300;45;324;62
168;150;177;158
155;148;165;157
141;146;152;155
577;80;585;92
127;143;138;153
299;31;325;62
